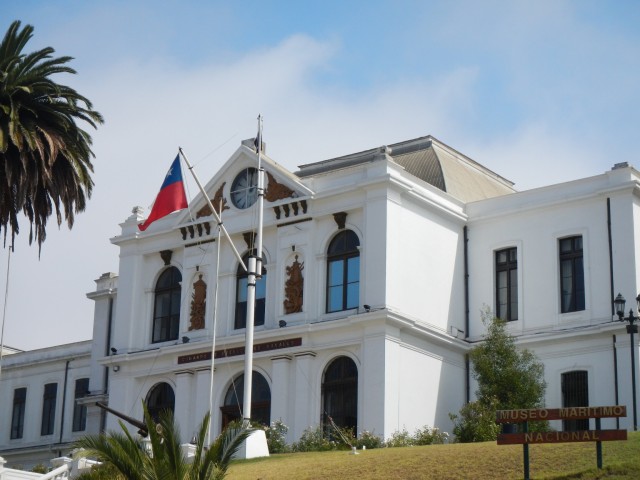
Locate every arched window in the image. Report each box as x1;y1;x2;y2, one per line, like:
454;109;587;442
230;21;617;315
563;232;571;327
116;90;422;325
152;267;182;343
146;382;175;421
322;356;358;432
326;230;360;313
235;252;266;329
220;372;271;428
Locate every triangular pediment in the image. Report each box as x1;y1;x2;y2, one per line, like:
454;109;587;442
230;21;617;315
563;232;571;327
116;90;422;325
175;140;313;226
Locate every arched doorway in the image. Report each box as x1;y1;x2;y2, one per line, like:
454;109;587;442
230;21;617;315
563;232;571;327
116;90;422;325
145;382;175;421
220;372;271;428
322;356;358;433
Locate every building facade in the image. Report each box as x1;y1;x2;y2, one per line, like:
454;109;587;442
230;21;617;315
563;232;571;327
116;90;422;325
1;135;639;466
0;342;92;467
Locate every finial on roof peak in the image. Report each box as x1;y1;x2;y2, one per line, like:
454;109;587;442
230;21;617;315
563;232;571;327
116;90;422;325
612;162;629;170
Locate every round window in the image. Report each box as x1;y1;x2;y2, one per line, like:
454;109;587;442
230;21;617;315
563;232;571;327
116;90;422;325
230;168;258;209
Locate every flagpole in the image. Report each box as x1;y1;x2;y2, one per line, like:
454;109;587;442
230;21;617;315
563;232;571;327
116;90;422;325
207;201;223;447
242;115;264;424
178;147;247;271
0;246;12;382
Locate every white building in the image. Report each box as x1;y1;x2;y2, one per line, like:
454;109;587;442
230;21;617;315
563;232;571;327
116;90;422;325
1;135;639;466
0;342;91;468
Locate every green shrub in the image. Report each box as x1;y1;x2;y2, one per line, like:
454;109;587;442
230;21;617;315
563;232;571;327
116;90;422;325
76;463;123;480
31;464;48;474
355;430;384;449
289;424;449;452
328;424;358;449
264;420;290;454
413;425;449;445
385;428;414;448
292;425;337;452
449;399;501;443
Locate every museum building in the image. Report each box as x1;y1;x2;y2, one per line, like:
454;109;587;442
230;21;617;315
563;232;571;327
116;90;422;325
1;135;639;467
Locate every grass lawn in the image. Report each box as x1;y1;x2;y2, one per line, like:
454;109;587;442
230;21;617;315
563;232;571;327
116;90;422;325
227;432;640;479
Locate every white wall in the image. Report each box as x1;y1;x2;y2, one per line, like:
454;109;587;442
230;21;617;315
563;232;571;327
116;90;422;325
0;343;91;468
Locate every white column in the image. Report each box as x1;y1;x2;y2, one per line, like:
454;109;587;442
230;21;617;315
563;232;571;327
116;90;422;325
292;352;316;440
362;328;393;437
85;400;106;435
174;371;194;440
194;368;212;432
270;355;292;425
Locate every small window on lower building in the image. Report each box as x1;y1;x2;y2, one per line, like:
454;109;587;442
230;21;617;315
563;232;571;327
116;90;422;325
562;370;589;431
11;387;27;439
72;378;90;432
41;383;58;436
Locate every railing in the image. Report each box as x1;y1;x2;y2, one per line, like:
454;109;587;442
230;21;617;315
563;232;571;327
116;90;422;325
0;456;76;480
37;464;69;480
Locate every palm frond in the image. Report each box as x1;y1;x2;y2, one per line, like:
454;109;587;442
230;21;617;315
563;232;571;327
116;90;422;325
204;420;255;477
74;403;254;480
0;19;103;251
74;423;145;480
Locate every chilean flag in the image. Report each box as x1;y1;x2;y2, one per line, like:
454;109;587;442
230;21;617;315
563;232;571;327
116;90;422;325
138;155;188;231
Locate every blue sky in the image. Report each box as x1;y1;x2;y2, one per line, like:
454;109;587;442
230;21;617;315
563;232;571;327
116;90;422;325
1;1;640;350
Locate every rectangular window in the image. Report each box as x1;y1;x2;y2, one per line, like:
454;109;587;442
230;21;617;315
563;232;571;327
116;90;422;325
326;256;360;313
495;247;518;321
562;370;589;431
41;383;58;436
559;236;585;313
72;378;90;432
327;259;345;312
10;387;27;439
234;274;266;329
346;256;360;310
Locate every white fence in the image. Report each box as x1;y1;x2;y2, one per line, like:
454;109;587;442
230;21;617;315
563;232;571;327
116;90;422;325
0;456;100;480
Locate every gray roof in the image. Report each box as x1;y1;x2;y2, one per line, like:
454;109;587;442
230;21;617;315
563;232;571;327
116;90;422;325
296;135;516;203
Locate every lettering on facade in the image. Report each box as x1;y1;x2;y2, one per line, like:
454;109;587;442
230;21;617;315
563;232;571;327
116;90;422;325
177;337;302;364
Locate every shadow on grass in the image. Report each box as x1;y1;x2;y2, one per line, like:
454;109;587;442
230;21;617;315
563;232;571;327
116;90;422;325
544;463;640;480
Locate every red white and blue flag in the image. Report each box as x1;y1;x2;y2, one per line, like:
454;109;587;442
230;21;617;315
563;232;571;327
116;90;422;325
138;155;188;231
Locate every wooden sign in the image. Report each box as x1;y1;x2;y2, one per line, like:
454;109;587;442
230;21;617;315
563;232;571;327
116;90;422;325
498;429;627;445
496;406;626;423
496;405;628;478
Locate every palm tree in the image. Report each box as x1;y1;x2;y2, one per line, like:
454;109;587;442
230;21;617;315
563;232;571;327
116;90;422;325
75;405;254;480
0;20;103;250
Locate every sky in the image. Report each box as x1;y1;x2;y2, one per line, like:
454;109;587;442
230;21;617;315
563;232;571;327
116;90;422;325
1;0;639;351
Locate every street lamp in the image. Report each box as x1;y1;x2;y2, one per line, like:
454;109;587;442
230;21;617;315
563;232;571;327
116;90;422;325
614;293;639;431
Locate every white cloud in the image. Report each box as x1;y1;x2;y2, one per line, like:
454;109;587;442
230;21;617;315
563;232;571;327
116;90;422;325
467;122;606;191
2;1;639;350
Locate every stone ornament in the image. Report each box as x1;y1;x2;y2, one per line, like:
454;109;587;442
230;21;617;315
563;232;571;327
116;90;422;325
284;255;304;314
189;274;207;330
265;171;295;202
196;183;229;218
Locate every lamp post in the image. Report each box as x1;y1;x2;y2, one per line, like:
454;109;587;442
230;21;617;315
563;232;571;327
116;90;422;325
614;293;639;431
